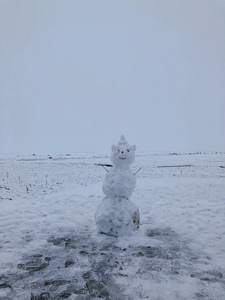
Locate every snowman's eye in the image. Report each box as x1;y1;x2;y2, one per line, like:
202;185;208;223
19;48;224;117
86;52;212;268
127;149;129;152
118;150;120;152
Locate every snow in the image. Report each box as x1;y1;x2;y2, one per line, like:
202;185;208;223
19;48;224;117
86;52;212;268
110;135;136;170
95;135;139;237
0;152;225;299
95;196;140;237
102;168;136;199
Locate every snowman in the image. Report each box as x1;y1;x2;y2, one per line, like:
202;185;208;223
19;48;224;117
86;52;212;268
95;135;140;236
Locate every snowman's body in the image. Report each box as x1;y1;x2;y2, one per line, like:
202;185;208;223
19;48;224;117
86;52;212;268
95;135;140;236
102;168;136;199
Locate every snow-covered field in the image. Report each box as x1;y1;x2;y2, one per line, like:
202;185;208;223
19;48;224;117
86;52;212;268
0;152;225;300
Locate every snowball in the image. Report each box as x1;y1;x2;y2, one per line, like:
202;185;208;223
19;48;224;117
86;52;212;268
102;168;136;199
95;197;140;236
110;135;136;170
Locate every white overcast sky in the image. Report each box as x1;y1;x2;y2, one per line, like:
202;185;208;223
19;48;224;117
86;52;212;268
0;0;225;154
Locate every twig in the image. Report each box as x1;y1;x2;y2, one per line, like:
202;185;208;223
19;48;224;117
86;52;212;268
102;166;109;172
95;163;113;172
134;167;141;175
95;164;113;167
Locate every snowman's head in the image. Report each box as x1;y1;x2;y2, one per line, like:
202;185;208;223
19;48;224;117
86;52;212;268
110;135;136;169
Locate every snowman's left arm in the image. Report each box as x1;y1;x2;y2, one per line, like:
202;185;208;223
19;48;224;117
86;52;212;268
134;168;141;175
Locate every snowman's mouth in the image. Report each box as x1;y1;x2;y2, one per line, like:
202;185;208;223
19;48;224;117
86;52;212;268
119;157;126;160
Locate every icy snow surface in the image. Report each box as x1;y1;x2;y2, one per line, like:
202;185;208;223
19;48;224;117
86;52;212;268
0;152;225;299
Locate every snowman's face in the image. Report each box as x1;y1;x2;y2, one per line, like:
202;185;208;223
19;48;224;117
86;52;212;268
110;144;136;169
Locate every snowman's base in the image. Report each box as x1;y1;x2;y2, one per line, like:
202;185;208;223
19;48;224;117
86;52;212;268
95;197;140;237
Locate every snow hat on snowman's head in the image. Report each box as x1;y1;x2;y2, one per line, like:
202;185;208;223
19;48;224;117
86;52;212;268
110;135;136;169
118;135;128;146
